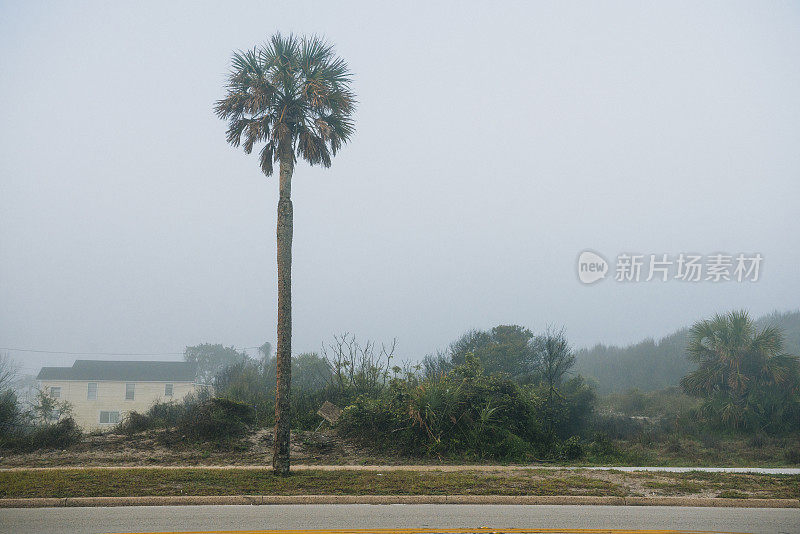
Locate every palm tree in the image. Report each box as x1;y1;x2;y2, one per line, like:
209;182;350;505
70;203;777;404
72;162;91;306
215;33;355;475
680;310;799;430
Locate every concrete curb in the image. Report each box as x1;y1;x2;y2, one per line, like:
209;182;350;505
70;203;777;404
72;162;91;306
1;495;798;509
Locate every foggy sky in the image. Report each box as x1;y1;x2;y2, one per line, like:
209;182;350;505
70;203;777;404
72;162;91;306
2;1;799;376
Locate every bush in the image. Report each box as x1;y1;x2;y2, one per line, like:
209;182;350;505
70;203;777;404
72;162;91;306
145;399;191;427
212;351;336;430
178;397;255;442
0;390;21;434
589;413;645;440
587;435;616;458
665;435;684;454
530;376;596;440
699;431;721;450
114;397;199;435
1;417;82;452
339;356;547;460
337;351;601;461
31;418;82;449
339;394;414;453
601;387;698;419
747;433;767;449
116;411;153;435
785;446;800;465
561;436;584;460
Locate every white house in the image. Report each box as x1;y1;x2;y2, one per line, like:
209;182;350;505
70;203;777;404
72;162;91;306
36;360;198;430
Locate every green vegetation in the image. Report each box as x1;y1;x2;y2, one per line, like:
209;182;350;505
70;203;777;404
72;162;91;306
213;349;332;429
576;310;800;394
0;389;21;434
2;310;798;466
183;343;254;384
598;387;699;419
179;397;256;441
681;310;800;433
439;325;539;380
116;394;255;443
0;418;82;453
1;467;797;500
0;385;83;452
339;352;593;460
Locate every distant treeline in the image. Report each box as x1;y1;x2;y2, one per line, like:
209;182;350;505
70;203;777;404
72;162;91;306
575;310;800;394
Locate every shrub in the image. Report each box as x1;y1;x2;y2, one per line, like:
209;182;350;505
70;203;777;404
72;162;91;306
587;434;616;458
785;446;800;465
0;390;21;434
116;411;152;435
212;351;336;430
601;387;698;419
665;435;684;454
748;433;767;449
530;376;595;440
114;397;197;435
589;413;645;440
699;432;721;450
339;356;548;460
145;399;190;427
1;417;82;452
339;394;415;453
561;436;585;460
178;397;255;442
31;417;82;449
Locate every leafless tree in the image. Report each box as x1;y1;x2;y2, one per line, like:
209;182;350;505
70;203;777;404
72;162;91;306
0;353;18;392
321;334;397;397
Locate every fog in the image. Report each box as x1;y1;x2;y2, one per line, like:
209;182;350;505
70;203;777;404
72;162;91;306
1;1;799;376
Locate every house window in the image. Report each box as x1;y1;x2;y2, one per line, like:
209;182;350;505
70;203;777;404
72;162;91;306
164;383;173;397
125;383;135;400
49;387;61;399
99;411;120;424
87;382;98;400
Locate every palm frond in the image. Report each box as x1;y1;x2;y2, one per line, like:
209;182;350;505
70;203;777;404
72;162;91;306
216;33;356;176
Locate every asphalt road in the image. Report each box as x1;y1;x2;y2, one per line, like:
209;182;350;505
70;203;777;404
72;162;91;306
1;504;799;534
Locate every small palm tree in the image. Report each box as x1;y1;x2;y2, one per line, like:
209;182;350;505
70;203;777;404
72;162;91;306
215;33;355;475
681;310;799;430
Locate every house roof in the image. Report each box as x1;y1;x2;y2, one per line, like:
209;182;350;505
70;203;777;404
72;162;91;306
36;360;197;382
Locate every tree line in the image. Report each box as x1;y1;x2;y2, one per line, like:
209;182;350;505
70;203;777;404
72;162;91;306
575;310;800;394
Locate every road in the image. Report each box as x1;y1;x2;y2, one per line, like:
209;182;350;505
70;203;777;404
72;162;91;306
1;504;798;534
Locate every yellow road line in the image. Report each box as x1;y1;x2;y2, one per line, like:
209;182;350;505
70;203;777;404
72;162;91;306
110;529;748;534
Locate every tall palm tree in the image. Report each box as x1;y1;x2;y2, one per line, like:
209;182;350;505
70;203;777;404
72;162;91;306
681;310;799;430
215;33;355;475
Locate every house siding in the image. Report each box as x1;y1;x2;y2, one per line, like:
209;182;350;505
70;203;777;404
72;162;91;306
38;379;196;430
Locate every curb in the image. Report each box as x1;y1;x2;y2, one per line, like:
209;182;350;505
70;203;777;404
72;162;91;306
1;495;798;509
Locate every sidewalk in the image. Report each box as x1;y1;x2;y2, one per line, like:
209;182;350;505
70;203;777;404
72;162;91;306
1;464;799;474
2;494;799;508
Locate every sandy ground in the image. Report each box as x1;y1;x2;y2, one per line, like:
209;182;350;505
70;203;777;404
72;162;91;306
0;428;401;468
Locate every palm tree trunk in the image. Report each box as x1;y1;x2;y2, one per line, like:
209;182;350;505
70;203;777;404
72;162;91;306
273;155;293;476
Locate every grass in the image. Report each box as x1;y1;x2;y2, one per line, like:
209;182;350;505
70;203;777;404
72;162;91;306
0;468;798;500
666;471;800;499
0;469;622;498
576;435;800;468
644;480;703;495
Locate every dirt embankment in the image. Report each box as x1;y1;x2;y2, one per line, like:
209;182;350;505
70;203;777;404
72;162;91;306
0;429;413;468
